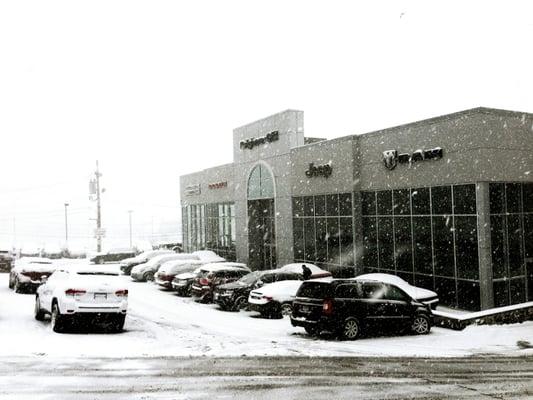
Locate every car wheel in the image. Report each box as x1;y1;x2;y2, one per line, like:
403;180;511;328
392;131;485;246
234;296;248;311
280;303;293;318
305;326;318;336
14;278;22;294
342;317;361;340
411;315;431;335
51;303;67;333
143;272;154;282
34;296;47;321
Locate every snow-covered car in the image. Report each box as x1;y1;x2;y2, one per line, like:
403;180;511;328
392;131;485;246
172;269;200;296
34;266;129;333
248;280;305;318
0;249;13;272
120;249;175;275
190;262;250;303
90;248;138;264
277;263;332;279
131;250;225;282
354;273;439;309
154;259;204;289
9;257;55;293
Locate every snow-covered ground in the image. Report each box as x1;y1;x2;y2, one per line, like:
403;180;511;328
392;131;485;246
0;261;532;359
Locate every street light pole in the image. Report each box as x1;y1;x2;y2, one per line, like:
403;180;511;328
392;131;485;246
128;210;133;248
64;202;69;250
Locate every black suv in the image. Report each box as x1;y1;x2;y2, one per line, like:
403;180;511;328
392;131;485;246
291;279;432;340
214;270;302;311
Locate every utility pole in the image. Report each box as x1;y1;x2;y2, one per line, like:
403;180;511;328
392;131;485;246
128;210;133;248
64;203;69;250
95;161;103;252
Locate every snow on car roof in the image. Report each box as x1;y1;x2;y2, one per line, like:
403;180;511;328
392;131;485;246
354;273;438;299
199;262;249;272
69;266;120;276
192;250;226;263
278;263;331;276
17;257;53;264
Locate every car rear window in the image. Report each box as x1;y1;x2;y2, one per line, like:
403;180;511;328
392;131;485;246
296;281;331;298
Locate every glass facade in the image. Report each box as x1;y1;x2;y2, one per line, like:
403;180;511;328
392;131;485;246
490;182;533;307
182;202;236;261
361;184;480;310
248;164;274;200
292;192;355;276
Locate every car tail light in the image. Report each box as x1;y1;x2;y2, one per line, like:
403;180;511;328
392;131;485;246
322;298;334;315
199;278;211;286
115;289;128;297
65;289;86;297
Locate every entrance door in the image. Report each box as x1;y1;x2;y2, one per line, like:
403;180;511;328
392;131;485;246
248;199;276;270
527;258;533;302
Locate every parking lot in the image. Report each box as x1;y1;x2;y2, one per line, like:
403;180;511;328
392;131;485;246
1;264;533;359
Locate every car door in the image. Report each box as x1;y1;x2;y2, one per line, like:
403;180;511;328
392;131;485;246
381;284;413;329
360;282;389;331
334;283;363;321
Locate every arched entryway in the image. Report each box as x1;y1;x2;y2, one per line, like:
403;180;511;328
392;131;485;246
247;163;276;270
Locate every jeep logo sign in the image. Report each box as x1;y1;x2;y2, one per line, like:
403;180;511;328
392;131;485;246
382;147;443;170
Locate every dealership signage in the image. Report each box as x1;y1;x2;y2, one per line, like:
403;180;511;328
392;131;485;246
240;131;279;150
382;147;443;170
305;162;332;178
208;181;228;190
185;183;201;196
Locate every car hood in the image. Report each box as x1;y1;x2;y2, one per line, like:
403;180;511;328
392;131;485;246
175;272;196;280
251;280;303;302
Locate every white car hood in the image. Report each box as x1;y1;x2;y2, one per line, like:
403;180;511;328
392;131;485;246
252;280;303;303
175;271;196;280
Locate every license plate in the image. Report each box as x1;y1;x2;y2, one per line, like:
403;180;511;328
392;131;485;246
94;293;107;300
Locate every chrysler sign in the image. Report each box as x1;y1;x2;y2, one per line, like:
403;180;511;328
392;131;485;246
240;131;279;150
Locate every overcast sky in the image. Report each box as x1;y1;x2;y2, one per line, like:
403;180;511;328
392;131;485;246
0;0;531;252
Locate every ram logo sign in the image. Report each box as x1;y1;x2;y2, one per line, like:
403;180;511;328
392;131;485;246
382;147;443;170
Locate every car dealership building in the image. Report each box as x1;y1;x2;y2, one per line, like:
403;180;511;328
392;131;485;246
180;107;533;311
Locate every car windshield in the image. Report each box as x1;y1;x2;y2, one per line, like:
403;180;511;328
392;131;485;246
238;271;262;284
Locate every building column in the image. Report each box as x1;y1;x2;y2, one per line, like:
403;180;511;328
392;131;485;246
476;182;494;310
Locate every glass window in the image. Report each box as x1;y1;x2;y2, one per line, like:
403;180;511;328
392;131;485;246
248;164;274;200
393;189;410;215
490;216;506;279
507;215;524;277
315;218;327;263
362;217;377;270
411;187;430;215
314;195;326;216
434;277;456;308
339;217;354;265
377;217;394;271
377;190;392;215
412;216;433;275
431;186;452;215
326;194;339;216
292;197;303;217
247;165;261;199
510;278;526;305
384;285;409;302
361;192;376;216
489;183;505;214
394;216;412;273
335;283;361;299
493;280;509;308
304;218;316;261
432;215;455;277
457;280;480;311
293;218;304;260
361;282;386;299
506;183;522;214
339;193;353;216
455;216;479;280
304;196;315;217
523;183;533;213
524;214;533;259
327;217;340;263
453;184;476;215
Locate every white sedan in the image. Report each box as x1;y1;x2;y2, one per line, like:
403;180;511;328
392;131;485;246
354;273;439;309
35;266;129;333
